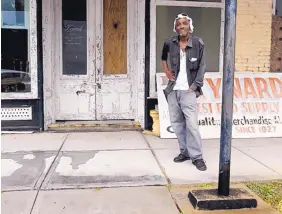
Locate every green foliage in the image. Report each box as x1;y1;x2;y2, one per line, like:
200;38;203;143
246;181;282;213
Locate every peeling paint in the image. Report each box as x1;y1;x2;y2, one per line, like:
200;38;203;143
64;152;97;170
23;154;35;160
43;156;56;173
54;150;163;178
1;159;23;177
2;152;57;190
43;0;57;129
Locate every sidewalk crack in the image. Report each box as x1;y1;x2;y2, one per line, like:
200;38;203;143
29;133;69;214
140;133;183;214
232;145;282;176
140;133;172;185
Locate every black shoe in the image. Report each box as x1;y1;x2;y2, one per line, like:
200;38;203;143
192;159;207;171
173;154;190;163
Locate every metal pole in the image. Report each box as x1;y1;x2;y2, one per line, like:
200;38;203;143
218;0;237;196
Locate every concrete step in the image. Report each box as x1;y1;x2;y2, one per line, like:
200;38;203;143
48;120;142;132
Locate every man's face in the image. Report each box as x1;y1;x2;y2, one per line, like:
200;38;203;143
175;18;190;37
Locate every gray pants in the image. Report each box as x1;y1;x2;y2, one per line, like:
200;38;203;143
167;90;203;161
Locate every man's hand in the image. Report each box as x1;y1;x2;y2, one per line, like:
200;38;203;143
188;88;193;92
165;69;175;81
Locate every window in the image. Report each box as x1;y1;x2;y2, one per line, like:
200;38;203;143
1;0;37;99
1;0;30;93
274;0;282;16
156;6;221;73
150;0;224;97
62;0;87;75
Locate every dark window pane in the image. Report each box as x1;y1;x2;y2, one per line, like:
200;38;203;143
276;0;282;16
1;29;31;93
62;0;87;75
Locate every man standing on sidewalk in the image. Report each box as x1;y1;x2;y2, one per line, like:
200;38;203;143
161;13;207;171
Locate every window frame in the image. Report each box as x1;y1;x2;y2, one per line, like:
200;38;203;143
1;0;38;100
149;0;225;98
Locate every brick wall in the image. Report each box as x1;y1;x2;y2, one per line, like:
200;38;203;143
235;0;273;72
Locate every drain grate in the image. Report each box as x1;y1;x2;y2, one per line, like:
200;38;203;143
1;107;32;121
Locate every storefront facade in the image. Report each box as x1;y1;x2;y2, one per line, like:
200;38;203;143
1;0;280;131
1;0;43;131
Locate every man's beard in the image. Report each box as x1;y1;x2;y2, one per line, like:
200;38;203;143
179;32;188;37
178;29;188;37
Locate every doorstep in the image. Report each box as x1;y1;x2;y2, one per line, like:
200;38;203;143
48;120;142;132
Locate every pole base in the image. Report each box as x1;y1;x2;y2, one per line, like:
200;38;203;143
188;188;257;210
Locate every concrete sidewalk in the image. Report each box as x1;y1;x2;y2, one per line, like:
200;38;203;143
1;131;282;213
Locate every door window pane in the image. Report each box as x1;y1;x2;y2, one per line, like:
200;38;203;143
156;6;221;73
1;0;31;93
62;0;87;75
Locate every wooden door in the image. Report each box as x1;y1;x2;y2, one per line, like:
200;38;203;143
95;0;135;120
56;0;96;120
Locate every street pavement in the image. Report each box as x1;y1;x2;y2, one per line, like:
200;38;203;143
1;131;281;213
